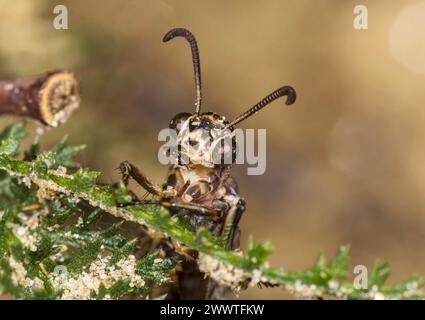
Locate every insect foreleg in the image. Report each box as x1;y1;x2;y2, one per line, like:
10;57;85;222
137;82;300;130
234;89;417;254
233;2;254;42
118;199;219;217
118;160;176;197
162;202;220;216
117;199;161;207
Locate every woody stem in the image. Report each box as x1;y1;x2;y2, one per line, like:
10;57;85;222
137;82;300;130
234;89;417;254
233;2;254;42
0;70;80;127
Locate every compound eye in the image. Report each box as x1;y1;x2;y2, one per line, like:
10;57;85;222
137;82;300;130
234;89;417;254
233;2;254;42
211;137;237;165
169;112;191;133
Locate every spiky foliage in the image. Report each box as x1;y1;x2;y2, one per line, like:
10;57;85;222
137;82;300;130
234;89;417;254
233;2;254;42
0;122;173;299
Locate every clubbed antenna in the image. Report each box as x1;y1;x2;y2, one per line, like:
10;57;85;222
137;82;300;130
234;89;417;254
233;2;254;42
225;86;296;128
163;28;202;114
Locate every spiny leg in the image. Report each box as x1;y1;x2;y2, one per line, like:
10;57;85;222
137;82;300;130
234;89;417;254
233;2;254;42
118;160;176;197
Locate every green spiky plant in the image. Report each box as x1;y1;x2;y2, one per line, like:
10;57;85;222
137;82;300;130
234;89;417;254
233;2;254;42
0;121;423;300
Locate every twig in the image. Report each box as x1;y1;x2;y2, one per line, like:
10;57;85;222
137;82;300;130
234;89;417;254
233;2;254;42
0;70;80;127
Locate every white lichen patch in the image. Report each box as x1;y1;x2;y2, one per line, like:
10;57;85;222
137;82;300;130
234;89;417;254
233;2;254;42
328;279;339;291
22;176;32;188
7;213;40;252
1;165;146;229
24;277;44;291
76;216;84;227
284;280;324;299
48;95;79;128
368;285;385;300
198;253;244;291
51;245;68;263
198;253;267;292
48;166;68;177
50;255;145;300
36;126;45;137
7;256;44;294
8;256;27;286
18;212;40;230
36;185;57;201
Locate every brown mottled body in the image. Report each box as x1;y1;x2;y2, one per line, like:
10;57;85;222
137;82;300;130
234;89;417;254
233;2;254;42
164;165;243;249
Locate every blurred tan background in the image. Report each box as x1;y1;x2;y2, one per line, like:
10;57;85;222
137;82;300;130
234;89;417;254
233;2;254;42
1;0;425;299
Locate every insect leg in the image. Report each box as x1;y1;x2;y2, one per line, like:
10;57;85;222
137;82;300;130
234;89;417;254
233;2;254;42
117;199;161;207
161;202;220;217
220;198;245;249
117;199;219;217
118;160;176;197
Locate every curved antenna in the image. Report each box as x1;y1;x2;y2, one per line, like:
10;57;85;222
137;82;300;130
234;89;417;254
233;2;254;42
225;86;296;128
163;28;202;114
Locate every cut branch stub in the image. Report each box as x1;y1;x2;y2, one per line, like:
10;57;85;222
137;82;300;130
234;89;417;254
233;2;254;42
0;70;80;127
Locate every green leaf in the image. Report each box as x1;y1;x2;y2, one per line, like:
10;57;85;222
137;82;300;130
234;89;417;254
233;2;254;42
107;279;131;299
93;283;108;299
0;257;26;298
328;245;350;278
73;168;101;189
0;122;26;157
44;201;73;226
110;239;137;264
195;227;225;249
46;137;85;169
113;181;132;204
314;252;327;269
246;236;273;267
368;261;390;288
29;232;55;263
80;209;103;229
68;239;102;273
137;252;174;284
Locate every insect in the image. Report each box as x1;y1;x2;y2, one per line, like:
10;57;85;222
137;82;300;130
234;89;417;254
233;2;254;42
117;27;296;299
